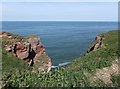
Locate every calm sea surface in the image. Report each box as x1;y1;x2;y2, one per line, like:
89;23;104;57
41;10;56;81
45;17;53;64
2;21;118;66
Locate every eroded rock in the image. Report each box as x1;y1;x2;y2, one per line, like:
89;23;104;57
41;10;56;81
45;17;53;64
1;32;52;73
95;35;105;41
87;35;105;53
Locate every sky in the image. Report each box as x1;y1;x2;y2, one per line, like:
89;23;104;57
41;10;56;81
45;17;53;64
1;0;119;2
1;1;119;21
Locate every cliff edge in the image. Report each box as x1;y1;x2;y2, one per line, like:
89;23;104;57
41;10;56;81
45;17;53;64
1;32;51;73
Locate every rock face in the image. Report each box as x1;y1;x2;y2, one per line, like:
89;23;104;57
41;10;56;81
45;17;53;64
87;35;105;53
1;32;52;73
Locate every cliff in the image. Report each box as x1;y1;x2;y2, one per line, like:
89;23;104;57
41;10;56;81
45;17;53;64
66;30;119;86
1;32;51;73
1;30;119;88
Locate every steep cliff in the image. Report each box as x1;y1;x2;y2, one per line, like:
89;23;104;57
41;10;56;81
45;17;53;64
1;32;51;73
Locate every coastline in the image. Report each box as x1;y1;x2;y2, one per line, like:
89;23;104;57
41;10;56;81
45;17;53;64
2;21;118;65
1;30;119;87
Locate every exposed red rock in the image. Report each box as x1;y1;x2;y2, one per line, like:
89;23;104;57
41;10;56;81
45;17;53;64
1;32;52;73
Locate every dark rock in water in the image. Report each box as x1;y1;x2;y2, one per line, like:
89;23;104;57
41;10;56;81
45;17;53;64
1;32;52;73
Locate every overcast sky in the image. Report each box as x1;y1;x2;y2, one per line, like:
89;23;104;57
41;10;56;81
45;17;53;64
1;1;119;21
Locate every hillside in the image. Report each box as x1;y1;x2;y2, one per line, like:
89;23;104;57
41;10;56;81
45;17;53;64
1;30;119;88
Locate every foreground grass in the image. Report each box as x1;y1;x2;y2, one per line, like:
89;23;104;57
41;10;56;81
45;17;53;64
2;30;119;87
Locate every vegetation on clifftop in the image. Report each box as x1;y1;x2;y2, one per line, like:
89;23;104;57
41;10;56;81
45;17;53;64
1;30;119;88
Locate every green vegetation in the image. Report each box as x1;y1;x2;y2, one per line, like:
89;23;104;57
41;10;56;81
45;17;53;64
1;32;23;47
2;30;119;88
111;74;120;87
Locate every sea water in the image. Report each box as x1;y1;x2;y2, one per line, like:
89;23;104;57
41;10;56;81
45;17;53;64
2;21;118;66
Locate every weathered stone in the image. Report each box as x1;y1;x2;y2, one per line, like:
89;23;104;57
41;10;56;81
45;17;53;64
87;35;104;53
94;42;103;50
14;42;29;59
2;32;52;73
27;37;40;46
95;35;102;40
95;35;105;41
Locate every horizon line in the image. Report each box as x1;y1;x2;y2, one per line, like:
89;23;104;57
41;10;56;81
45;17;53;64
1;20;118;22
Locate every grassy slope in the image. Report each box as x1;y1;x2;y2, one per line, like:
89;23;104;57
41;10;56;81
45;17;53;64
2;30;119;87
66;30;119;73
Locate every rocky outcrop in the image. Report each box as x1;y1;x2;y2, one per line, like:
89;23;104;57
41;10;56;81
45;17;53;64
87;35;105;53
1;32;52;73
95;35;105;41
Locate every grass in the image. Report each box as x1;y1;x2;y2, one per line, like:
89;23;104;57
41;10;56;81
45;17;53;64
66;30;118;72
2;30;119;87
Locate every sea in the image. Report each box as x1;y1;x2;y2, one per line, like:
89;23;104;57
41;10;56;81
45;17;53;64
2;21;118;66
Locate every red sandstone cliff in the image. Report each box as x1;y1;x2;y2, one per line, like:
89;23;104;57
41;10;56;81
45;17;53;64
1;32;52;73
